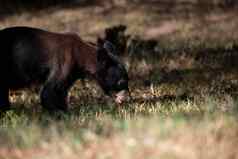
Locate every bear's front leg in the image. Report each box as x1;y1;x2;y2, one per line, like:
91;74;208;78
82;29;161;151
40;81;69;112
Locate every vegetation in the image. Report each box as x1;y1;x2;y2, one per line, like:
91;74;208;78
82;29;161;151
1;1;238;159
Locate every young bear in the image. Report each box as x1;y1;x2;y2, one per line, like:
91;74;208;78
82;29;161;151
0;26;129;112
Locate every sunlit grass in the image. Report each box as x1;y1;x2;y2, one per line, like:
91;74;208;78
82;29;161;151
1;2;238;159
0;93;238;159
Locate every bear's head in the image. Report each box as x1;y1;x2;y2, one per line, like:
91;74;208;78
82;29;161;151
96;40;130;104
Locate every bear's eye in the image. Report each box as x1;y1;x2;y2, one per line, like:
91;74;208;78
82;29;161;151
117;79;127;87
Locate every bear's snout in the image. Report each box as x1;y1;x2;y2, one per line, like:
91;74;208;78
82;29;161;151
114;90;130;105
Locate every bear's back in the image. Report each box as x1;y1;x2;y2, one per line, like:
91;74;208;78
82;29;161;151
0;27;74;88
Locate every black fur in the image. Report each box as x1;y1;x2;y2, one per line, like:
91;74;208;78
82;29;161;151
0;26;129;112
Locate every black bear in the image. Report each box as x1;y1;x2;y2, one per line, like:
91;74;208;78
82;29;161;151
0;26;129;112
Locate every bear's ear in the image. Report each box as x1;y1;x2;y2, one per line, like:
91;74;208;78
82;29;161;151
103;41;116;54
118;25;127;32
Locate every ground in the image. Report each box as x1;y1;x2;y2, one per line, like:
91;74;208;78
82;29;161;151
0;2;238;159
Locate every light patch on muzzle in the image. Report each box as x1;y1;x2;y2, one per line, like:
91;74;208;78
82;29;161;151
113;90;130;104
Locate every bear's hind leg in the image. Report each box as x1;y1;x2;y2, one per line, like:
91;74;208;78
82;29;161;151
0;87;10;112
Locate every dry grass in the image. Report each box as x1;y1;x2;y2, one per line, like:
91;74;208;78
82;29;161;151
1;2;238;159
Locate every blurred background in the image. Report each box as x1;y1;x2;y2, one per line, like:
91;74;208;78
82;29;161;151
1;1;238;159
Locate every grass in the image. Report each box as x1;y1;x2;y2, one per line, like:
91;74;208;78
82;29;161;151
0;97;237;159
1;2;238;159
1;83;238;158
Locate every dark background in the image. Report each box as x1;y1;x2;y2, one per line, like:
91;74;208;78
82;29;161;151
0;0;237;18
